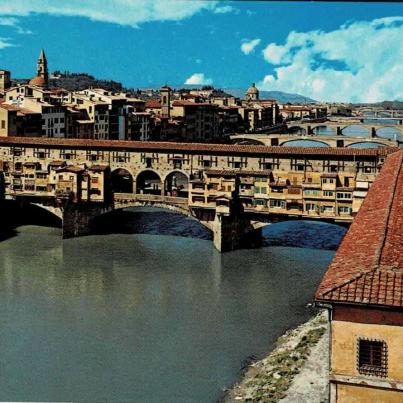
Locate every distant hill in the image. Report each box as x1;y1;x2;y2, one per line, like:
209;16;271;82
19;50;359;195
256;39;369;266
13;71;124;92
224;88;317;104
49;71;123;92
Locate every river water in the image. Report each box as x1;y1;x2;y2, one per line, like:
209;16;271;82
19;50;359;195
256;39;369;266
0;205;345;402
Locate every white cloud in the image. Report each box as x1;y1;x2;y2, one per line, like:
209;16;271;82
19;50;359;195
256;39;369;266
0;0;222;28
0;17;19;27
0;38;12;49
0;16;32;34
259;17;403;102
241;38;261;55
185;73;213;85
213;5;238;14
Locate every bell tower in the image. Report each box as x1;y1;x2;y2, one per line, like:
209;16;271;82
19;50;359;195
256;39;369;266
37;49;49;85
160;85;171;118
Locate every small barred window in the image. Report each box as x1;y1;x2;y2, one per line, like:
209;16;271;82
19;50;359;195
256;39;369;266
357;338;387;377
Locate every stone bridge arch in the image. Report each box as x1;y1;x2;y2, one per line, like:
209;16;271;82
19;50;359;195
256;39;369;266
375;125;403;138
110;195;215;233
280;139;330;148
311;125;337;135
163;170;189;198
231;138;266;146
338;124;371;136
136;169;162;195
346;141;387;148
111;168;134;193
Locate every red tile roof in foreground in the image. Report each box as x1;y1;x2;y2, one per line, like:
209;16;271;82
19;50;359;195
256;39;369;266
316;150;403;308
0;136;397;157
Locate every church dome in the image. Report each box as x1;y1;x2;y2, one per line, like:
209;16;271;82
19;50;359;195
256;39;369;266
247;83;259;95
29;75;46;87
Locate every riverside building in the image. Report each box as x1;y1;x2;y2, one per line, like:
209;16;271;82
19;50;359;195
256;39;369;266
316;149;403;402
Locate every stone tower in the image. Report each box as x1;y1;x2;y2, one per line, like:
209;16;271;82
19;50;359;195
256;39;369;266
37;49;49;84
29;49;49;87
246;83;259;101
160;85;171;118
0;70;11;95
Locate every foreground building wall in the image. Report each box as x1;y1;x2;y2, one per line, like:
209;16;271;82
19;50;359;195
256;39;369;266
316;150;403;403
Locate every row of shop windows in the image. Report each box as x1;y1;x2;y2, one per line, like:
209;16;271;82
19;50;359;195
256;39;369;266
304;190;353;198
247;199;352;214
5;147;380;175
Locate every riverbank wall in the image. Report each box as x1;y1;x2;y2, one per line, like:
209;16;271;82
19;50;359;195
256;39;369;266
222;310;329;403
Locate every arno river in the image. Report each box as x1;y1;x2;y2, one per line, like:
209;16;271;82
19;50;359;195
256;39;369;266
0;206;345;402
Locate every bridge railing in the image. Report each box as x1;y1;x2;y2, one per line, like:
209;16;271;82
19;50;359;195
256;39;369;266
114;193;188;205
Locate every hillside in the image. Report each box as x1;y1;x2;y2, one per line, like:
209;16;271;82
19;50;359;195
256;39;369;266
224;88;317;104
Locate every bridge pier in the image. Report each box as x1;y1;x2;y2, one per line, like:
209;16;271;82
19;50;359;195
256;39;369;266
62;203;113;239
212;212;262;252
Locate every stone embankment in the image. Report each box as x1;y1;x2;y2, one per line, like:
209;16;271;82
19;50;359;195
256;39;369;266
222;310;329;403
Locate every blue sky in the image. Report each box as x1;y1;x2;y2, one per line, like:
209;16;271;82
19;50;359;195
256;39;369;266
0;1;402;102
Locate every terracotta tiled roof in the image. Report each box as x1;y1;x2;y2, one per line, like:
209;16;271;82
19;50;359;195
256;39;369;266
0;104;21;112
315;150;403;308
0;137;397;158
29;76;46;87
145;101;161;109
90;164;109;172
172;100;216;107
56;165;85;174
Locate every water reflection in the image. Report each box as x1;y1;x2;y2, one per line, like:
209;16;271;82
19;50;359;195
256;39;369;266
0;209;343;402
347;142;387;148
282;139;329;147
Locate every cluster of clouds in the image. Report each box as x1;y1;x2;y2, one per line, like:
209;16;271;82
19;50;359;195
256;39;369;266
0;0;235;28
0;0;239;86
0;1;401;102
241;16;403;102
184;73;213;86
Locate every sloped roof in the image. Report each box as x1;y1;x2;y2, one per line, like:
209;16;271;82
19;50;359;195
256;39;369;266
29;76;47;87
315;150;403;308
0;137;397;158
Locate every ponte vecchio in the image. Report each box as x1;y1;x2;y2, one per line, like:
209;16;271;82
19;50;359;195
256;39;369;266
0;136;397;251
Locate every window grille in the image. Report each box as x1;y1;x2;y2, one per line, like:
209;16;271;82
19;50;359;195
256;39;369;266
357;338;387;377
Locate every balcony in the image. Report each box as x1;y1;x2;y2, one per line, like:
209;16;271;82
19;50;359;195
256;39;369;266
239;188;254;197
302;182;321;188
320;209;336;217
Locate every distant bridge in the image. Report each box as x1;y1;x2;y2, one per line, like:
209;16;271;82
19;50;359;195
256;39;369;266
286;120;403;138
352;108;403;118
230;133;399;148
